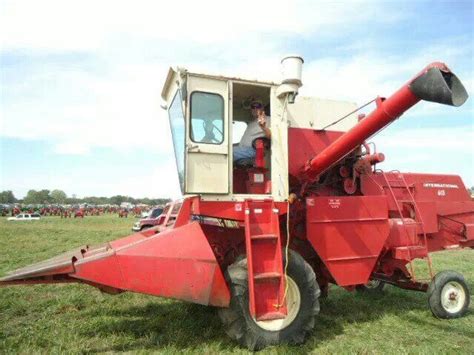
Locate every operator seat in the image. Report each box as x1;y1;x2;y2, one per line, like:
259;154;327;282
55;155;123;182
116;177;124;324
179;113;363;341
233;137;271;194
234;137;271;168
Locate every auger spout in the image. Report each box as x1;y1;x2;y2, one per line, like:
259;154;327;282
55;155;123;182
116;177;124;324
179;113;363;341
301;62;468;181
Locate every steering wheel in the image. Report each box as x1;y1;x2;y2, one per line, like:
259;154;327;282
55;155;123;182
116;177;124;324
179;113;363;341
202;120;222;143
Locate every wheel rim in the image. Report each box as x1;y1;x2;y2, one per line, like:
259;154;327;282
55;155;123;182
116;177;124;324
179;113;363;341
366;280;381;289
441;281;466;314
254;276;301;331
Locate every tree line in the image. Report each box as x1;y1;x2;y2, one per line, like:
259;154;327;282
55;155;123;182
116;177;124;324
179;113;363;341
0;190;171;206
2;186;473;206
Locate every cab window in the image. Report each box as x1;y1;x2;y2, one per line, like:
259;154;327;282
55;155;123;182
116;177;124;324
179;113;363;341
190;92;224;144
168;90;185;192
232;121;247;144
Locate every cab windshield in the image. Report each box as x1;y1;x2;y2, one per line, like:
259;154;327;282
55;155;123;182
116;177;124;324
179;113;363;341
168;90;185;193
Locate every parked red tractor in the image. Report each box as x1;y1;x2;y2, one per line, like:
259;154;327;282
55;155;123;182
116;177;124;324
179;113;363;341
1;58;472;350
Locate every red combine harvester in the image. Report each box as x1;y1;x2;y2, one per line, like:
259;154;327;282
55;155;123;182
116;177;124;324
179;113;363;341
1;58;472;350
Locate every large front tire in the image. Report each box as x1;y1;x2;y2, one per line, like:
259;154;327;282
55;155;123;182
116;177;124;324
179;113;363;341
218;250;320;350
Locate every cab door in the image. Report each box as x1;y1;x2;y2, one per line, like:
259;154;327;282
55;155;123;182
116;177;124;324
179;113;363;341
185;75;229;194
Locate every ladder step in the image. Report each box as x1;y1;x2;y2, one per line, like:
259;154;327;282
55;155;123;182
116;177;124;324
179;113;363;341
256;311;286;321
254;272;282;281
250;234;278;241
397;245;426;251
393;245;428;260
244;199;286;319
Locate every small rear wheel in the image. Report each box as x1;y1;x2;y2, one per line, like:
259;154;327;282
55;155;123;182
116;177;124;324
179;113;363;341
428;271;470;319
356;280;385;294
218;250;320;350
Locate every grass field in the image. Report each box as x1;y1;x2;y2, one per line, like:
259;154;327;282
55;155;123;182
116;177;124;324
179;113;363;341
0;215;472;354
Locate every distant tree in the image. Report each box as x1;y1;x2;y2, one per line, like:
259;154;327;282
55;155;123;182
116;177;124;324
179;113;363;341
19;188;171;206
66;195;81;204
23;189;52;204
23;190;39;204
156;198;172;205
0;190;17;203
83;196;98;205
143;198;172;206
140;197;152;205
37;189;52;204
82;196;110;205
50;189;67;204
110;195;127;206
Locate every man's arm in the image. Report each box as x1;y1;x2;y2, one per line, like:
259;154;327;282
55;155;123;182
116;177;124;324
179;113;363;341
258;112;271;139
261;124;271;139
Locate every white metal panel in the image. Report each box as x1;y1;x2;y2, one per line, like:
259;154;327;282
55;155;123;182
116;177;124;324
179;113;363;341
286;96;358;132
161;67;176;100
186;154;229;192
163;69;180;103
270;87;289;202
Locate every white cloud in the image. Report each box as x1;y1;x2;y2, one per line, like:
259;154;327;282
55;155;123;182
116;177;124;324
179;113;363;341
0;0;414;157
2;39;470;156
372;125;474;186
2;156;182;199
376;125;474;151
0;0;472;197
0;0;402;51
1;63;174;155
301;43;473;104
3;0;469;156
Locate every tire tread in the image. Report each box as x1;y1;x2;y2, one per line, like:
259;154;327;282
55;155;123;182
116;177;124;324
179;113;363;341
218;250;320;350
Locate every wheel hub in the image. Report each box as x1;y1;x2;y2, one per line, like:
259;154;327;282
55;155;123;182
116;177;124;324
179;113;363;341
441;281;466;314
366;280;381;289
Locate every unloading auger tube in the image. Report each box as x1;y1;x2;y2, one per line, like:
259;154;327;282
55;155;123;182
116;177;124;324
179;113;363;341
300;62;469;182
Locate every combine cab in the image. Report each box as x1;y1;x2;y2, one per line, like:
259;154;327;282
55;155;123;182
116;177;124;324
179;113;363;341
1;57;472;350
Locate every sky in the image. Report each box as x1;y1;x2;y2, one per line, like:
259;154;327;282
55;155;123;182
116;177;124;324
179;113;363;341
0;0;473;200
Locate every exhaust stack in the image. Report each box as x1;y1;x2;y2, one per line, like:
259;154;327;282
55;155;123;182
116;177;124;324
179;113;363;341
277;55;304;102
301;62;468;181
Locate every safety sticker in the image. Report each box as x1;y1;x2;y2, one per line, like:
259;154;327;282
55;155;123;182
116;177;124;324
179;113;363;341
254;174;264;183
329;199;341;209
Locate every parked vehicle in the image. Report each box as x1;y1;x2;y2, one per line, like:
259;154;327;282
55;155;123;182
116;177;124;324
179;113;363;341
1;58;472;350
132;206;164;231
7;213;41;221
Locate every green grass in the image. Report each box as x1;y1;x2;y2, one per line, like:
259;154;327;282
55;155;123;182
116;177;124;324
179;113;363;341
0;215;473;354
